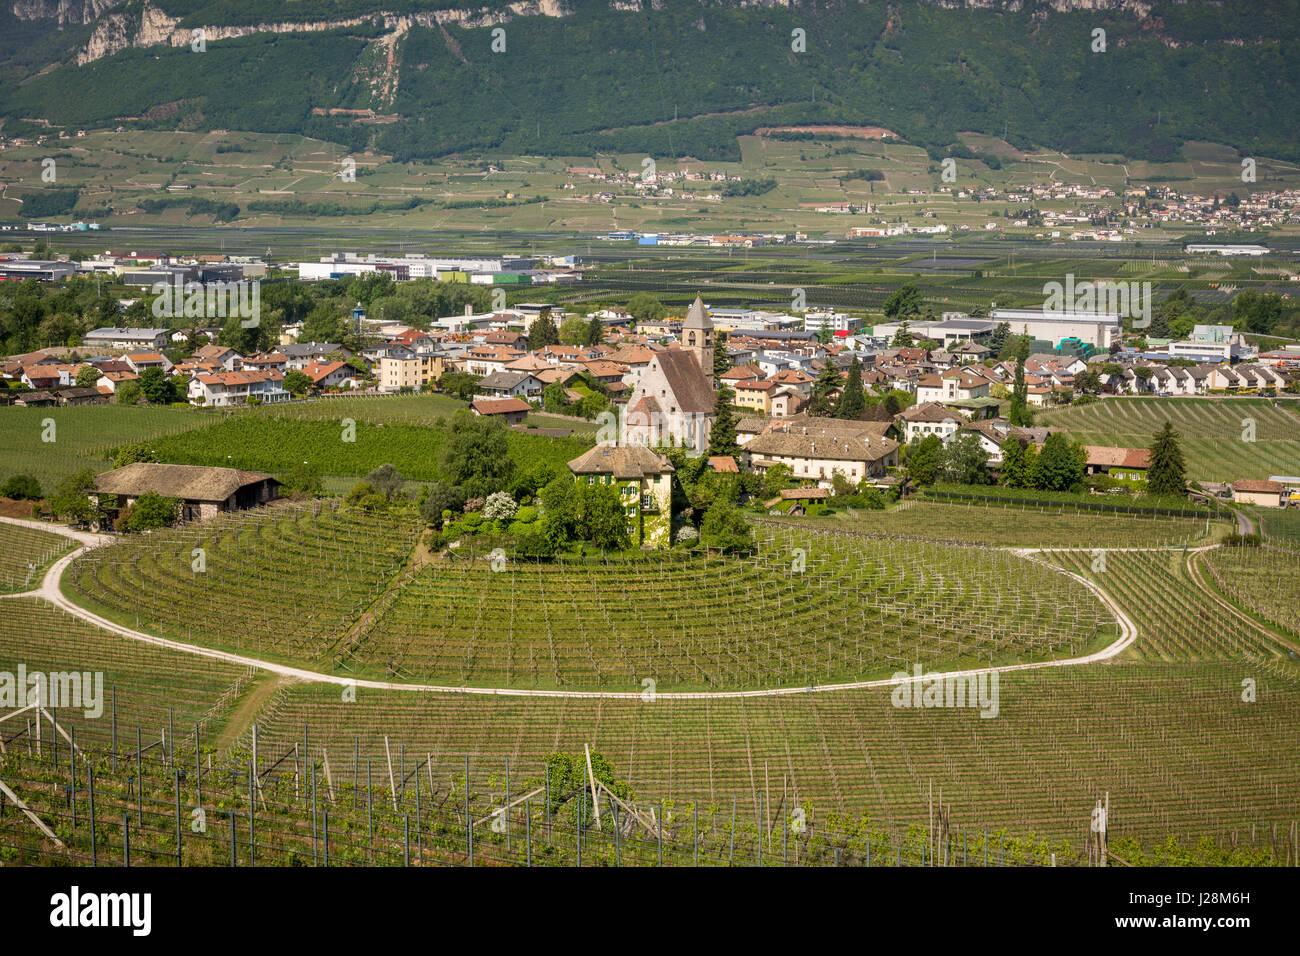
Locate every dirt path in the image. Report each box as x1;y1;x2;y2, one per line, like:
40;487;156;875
1186;549;1300;656
212;674;292;759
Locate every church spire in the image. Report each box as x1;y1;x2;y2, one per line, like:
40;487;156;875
680;294;714;378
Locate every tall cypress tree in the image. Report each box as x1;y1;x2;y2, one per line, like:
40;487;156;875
708;386;739;457
529;309;558;349
1147;422;1187;497
837;356;866;419
1008;331;1033;426
585;315;604;346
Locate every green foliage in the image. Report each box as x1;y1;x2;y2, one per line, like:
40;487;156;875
1147;422;1187;498
438;371;480;402
905;434;944;487
707;386;739;457
543;751;632;816
998;438;1036;490
1;474;42;500
575;481;630;551
1031;433;1086;492
699;501;754;554
282;370;312;396
19;188;80;219
837;357;865;420
883;284;923;320
807;362;842;417
939;432;990;486
120;491;178;532
363;463;405;501
624;293;664;328
438;411;516;500
47;468;98;524
419;481;464;528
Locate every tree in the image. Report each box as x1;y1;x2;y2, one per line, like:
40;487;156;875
282;370;312;396
891;321;915;348
559;316;590;345
438;411;515;499
113;442;158;468
528;309;559;349
282;462;324;497
625;293;665;328
700;501;754;554
939;432;990;485
74;365;100;388
538;475;578;545
122;492;178;532
1147;422;1187;498
807;362;842;417
584;315;604;346
1008;332;1034;426
115;380;143;406
438;371;481;402
883;283;923;320
48;469;98;525
708;386;740;457
420;482;465;528
998;437;1035;489
139;367;177;404
905;435;944;486
1031;433;1085;491
363;464;405;502
576;481;629;550
837;357;866;419
712;336;730;382
988;322;1011;356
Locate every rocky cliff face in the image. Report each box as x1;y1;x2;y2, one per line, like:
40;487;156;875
11;0;121;25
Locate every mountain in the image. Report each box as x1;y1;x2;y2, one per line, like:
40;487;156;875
3;0;1298;163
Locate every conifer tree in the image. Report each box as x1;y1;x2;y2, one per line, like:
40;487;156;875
837;356;866;419
1147;421;1187;497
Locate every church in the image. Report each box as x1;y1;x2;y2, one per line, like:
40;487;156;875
624;295;716;452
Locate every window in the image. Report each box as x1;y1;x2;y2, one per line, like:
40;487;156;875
587;476;595;485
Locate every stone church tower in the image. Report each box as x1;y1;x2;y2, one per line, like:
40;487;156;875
681;294;714;379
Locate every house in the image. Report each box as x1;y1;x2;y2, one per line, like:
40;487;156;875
720;363;764;386
1231;479;1284;508
1084;446;1151;485
301;361;353;390
624;296;716;451
240;351;289;374
55;386;109;406
473;369;546;401
97;370;140;395
470;397;532;425
92;463;280;525
770;387;805;418
567;443;675;548
124;352;172;375
742;422;899;489
281;343;352;371
707;455;739;474
194;344;241;371
187;370;289;407
83;328;170;351
915;368;991;406
734;378;778;415
899;402;964;443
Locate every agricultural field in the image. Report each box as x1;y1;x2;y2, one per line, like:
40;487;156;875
1253;506;1300;549
138;414;593;485
0;600;251;752
67;502;423;671
1200;546;1300;641
230;662;1300;854
0;404;206;490
348;524;1116;689
1047;549;1295;661
767;499;1225;549
1037;398;1300;482
0;522;72;593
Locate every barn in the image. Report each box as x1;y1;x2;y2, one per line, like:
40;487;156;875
93;463;280;525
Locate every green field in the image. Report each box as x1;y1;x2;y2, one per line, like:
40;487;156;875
1038;398;1300;482
1201;546;1300;641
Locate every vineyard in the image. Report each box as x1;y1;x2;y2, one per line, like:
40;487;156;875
343;524;1117;689
0;523;73;594
0;404;203;488
139;415;592;483
2;661;1296;867
0;600;252;751
67;502;423;671
1254;506;1300;550
1200;546;1300;641
1037;397;1300;482
1045;549;1295;661
773;499;1224;549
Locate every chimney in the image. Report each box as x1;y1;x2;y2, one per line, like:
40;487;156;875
465;304;473;316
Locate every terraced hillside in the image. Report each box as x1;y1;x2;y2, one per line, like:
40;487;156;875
347;524;1117;689
67;502;423;670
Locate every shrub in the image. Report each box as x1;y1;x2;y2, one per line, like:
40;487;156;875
482;491;519;522
2;474;43;500
515;505;538;524
674;525;699;544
